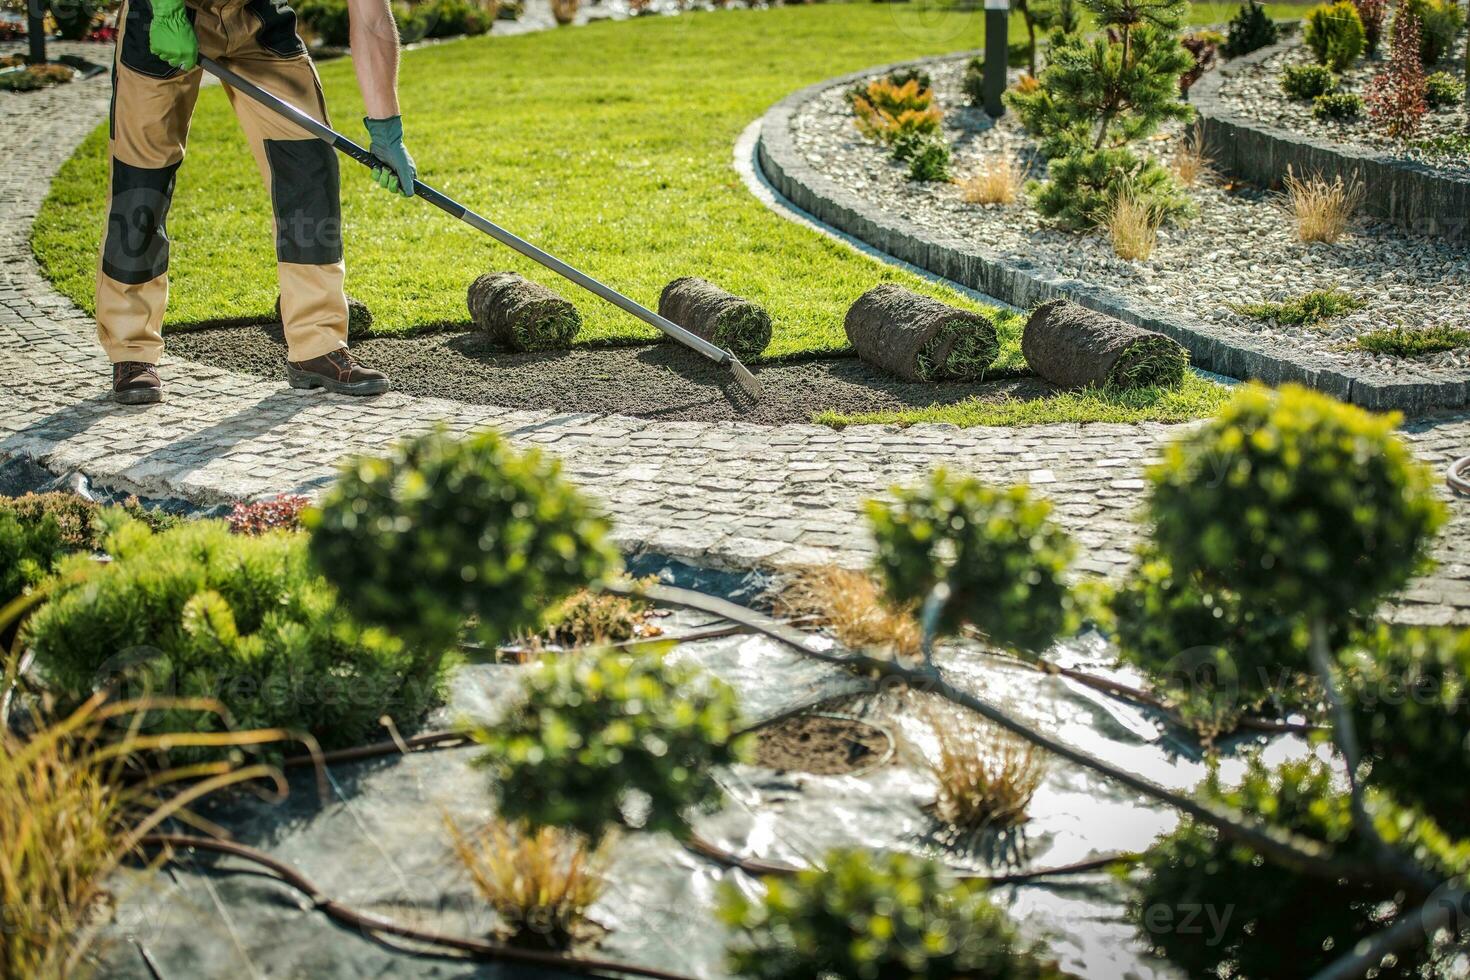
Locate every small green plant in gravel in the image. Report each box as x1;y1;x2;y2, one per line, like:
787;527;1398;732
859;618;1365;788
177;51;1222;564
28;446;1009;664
470;647;749;841
1145;383;1444;622
1280;63;1338;100
1133;757;1445;979
1312;91;1365;119
25;514;450;758
1223;1;1279;56
307;427;617;650
904;134;953;181
1229;288;1365;326
1304;1;1367;70
867;471;1077;652
1342;625;1470;838
719;848;1064;980
1353;323;1470;356
1424;70;1465;108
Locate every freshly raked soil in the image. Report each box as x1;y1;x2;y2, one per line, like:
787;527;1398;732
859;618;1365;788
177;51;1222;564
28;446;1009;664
165;322;1056;425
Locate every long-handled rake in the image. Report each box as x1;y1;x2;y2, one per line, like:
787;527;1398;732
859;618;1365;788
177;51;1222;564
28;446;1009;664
200;56;762;401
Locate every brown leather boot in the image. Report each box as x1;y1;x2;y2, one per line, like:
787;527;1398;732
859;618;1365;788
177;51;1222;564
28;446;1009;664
286;348;390;396
112;361;163;405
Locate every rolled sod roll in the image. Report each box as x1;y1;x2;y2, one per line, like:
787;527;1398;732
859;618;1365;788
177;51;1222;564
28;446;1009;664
467;272;582;352
1022;299;1188;390
843;284;999;382
657;277;773;361
275;294;373;337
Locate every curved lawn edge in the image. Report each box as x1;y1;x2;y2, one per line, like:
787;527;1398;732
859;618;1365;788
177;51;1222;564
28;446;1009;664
1191;38;1470;245
755;53;1470;414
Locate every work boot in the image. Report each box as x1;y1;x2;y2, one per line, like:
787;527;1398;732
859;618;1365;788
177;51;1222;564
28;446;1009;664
112;361;163;405
286;348;390;396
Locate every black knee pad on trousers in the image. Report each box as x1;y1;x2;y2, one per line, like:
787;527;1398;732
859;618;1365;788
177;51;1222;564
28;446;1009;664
103;158;181;285
266;138;343;265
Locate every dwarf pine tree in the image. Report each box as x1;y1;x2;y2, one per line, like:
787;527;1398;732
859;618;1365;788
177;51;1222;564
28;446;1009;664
1007;0;1196;227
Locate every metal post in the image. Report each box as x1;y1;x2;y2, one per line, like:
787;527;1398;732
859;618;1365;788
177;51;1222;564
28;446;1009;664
27;0;48;63
983;0;1009;117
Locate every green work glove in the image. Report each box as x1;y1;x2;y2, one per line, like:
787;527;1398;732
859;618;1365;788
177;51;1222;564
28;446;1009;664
148;0;198;71
364;116;417;198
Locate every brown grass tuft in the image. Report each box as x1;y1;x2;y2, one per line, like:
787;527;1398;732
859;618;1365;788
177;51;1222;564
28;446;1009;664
918;698;1046;831
959;152;1023;206
1169;124;1215;188
1104;187;1166;262
774;566;921;659
531;587;662;651
1283;167;1363;244
446;817;609;949
2;692;288;978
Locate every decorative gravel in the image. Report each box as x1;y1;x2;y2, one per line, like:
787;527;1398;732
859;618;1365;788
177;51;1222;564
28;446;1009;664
790;56;1470;381
1214;37;1469;179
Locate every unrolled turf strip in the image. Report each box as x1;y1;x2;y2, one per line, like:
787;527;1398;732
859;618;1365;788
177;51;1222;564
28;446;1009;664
1021;299;1188;390
657;276;773;361
467;272;582;352
843;284;999;382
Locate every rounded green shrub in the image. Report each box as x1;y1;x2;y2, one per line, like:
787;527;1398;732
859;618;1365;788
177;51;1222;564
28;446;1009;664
1110;547;1347;734
296;0;351;46
0;510;65;606
1304;1;1367;70
904;134;953;182
1224;1;1279;57
1132;756;1433;979
307;427;617;649
1425;71;1466;109
719;848;1063;980
1312;91;1364;119
23;515;449;758
1343;625;1470;838
470;648;748;841
866;472;1077;652
1145;384;1444;623
1280;62;1337;100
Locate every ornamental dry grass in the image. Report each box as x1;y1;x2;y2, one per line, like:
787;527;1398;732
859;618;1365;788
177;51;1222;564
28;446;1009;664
1283;167;1363;244
1104;187;1166;262
1168;124;1214;188
2;693;286;978
774;565;921;660
918;698;1046;831
959;152;1023;206
446;817;609;949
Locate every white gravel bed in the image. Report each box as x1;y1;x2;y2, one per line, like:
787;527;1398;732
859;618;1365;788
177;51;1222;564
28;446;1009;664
1214;37;1470;178
791;57;1470;381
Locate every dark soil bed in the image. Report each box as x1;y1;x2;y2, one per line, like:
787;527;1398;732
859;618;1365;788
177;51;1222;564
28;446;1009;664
165;324;1056;425
753;712;893;775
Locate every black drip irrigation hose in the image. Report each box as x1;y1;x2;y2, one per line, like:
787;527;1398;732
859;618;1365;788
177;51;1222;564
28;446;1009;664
1449;456;1470;498
137;834;699;980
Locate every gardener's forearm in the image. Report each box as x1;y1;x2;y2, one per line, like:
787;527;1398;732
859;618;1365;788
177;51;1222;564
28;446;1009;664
347;0;401;119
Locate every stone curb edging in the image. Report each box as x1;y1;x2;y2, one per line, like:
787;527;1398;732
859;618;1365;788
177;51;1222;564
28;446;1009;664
1190;37;1470;244
754;54;1470;414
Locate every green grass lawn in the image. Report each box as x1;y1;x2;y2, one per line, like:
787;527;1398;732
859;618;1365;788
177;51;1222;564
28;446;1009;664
33;2;1279;424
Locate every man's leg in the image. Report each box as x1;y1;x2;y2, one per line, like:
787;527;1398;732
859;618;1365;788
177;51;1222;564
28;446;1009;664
214;10;387;394
95;0;201;403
